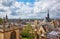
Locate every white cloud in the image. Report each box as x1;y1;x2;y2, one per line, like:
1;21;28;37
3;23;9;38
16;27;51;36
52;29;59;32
34;1;48;13
34;0;60;18
0;0;60;19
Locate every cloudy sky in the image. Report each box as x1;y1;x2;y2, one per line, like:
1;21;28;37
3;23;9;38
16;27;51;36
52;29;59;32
0;0;60;19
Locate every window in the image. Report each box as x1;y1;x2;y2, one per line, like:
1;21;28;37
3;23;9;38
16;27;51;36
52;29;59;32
10;31;16;39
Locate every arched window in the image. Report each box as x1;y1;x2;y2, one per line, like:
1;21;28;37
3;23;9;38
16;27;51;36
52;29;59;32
10;31;16;39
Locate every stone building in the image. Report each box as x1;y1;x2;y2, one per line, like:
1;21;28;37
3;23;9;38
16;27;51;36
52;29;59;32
0;15;20;39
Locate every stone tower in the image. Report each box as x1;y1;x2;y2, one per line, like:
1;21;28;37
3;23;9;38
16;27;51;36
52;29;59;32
34;20;38;26
0;15;20;39
3;14;8;23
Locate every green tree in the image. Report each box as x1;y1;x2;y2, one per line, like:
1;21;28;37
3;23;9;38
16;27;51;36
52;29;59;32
0;18;3;24
21;23;34;39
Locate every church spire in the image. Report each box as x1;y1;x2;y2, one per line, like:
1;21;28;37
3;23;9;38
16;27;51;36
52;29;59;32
47;9;49;18
44;9;51;22
6;14;8;19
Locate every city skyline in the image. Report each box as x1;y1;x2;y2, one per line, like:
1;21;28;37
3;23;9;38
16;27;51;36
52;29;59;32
0;0;60;19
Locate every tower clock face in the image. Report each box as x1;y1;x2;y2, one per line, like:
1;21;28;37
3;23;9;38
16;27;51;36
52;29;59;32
2;0;16;7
